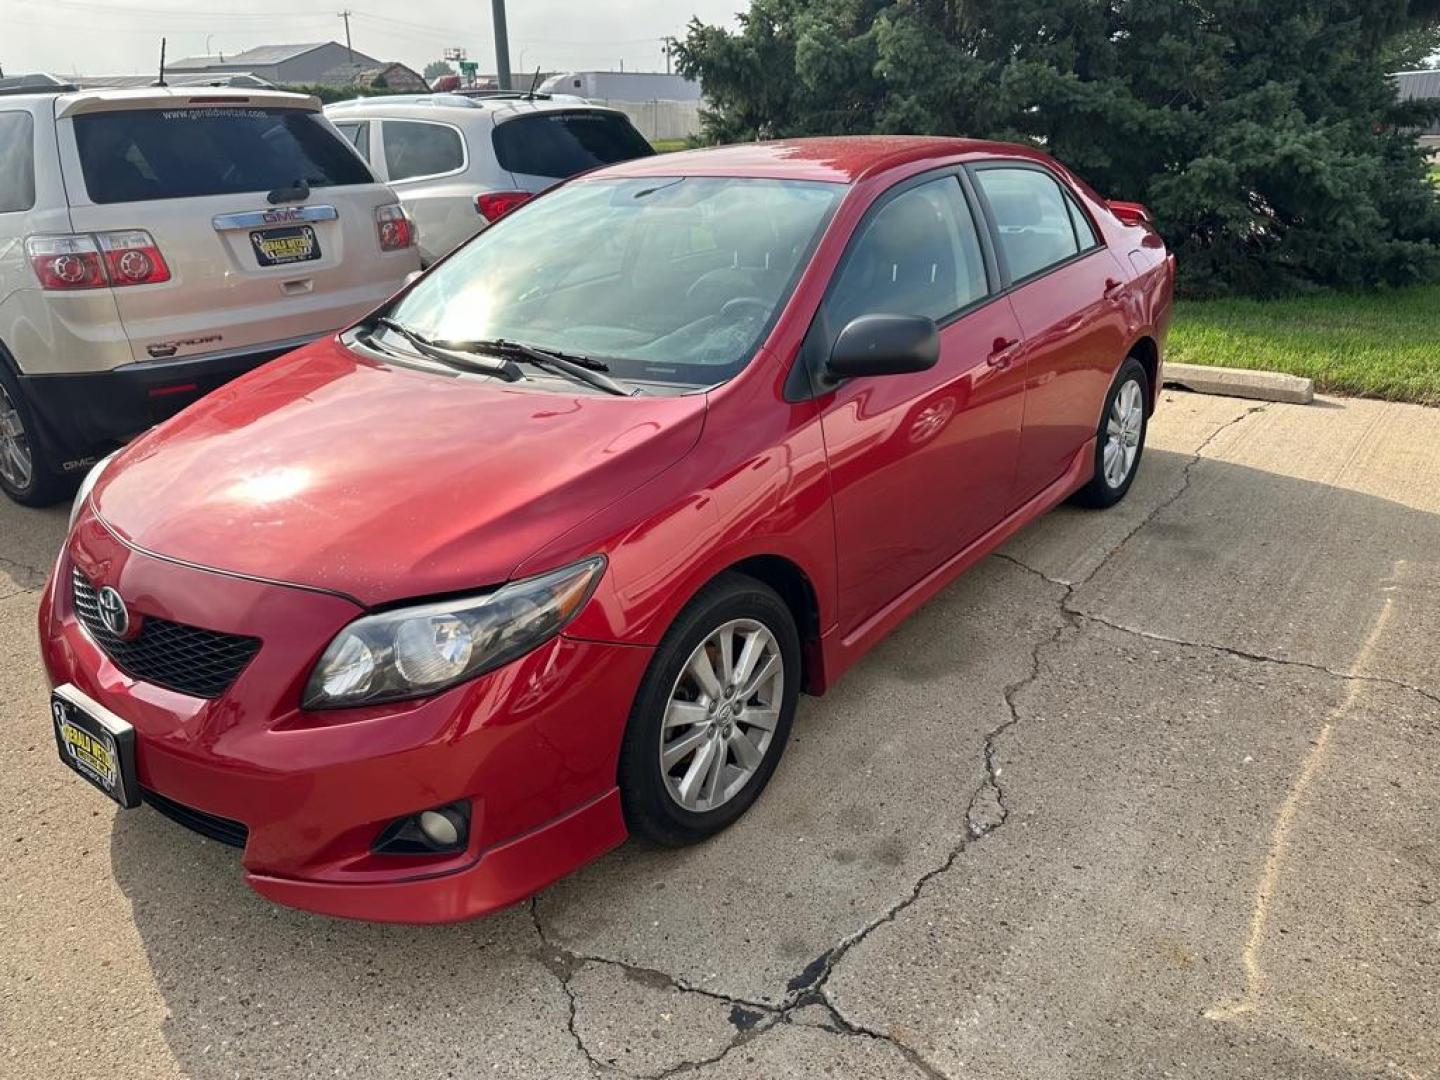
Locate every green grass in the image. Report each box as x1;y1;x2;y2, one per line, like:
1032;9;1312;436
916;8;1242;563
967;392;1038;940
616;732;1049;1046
650;138;691;153
1169;285;1440;406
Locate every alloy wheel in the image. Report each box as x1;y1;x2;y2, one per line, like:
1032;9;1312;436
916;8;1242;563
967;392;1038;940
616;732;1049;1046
659;618;784;813
1102;378;1144;488
0;383;34;492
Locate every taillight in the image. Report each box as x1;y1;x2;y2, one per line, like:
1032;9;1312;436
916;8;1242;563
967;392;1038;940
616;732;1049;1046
26;231;170;290
25;236;107;290
475;190;531;222
97;231;171;285
375;204;416;251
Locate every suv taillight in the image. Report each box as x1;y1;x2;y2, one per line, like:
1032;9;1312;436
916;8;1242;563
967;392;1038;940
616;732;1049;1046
375;204;416;251
475;190;531;222
26;231;170;290
98;230;171;285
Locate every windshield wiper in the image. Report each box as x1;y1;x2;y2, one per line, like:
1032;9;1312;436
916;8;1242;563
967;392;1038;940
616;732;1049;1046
435;338;638;397
373;318;522;382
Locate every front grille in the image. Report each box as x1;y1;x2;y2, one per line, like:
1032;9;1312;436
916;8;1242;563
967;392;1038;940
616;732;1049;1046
72;569;260;698
142;788;249;849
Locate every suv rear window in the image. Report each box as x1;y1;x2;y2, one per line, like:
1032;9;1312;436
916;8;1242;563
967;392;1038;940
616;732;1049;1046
491;110;654;179
0;111;36;213
72;107;373;204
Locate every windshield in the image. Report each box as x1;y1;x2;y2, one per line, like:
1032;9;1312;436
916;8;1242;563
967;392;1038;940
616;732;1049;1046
386;176;844;386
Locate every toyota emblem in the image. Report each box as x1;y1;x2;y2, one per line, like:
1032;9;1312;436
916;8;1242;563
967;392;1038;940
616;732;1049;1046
96;586;131;638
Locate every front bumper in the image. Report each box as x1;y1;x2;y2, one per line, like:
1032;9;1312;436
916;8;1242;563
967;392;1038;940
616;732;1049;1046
39;512;651;923
19;340;311;471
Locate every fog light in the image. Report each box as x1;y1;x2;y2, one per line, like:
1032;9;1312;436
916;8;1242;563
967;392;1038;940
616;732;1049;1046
419;809;460;847
372;800;470;856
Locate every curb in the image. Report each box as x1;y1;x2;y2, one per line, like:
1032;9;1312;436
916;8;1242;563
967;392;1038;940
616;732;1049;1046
1162;362;1314;405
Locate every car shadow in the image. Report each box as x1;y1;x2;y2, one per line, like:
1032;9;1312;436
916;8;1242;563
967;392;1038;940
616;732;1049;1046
109;445;1440;1077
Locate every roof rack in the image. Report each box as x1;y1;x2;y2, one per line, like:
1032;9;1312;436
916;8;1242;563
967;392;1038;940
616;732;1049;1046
0;73;78;96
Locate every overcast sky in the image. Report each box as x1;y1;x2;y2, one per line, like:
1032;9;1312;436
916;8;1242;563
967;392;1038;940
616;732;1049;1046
1;0;744;79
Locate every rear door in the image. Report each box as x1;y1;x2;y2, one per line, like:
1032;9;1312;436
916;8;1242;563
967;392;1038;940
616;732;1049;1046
490;107;654;193
970;164;1131;504
56;95;418;363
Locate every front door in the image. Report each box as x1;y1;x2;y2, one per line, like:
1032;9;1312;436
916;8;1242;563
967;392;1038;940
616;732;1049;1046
813;174;1028;636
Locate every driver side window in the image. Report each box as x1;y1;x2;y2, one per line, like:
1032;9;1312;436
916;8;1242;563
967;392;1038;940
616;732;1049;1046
825;176;988;331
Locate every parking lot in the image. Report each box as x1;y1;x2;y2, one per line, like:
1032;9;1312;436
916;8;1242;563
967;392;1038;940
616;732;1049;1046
2;388;1437;1079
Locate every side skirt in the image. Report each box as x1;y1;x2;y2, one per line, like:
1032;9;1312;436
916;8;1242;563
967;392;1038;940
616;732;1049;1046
818;437;1096;689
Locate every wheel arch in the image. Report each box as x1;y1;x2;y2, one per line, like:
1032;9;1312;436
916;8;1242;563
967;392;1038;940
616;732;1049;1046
1126;334;1161;414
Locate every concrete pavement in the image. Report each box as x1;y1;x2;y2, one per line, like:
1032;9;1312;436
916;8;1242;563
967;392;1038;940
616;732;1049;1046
1;391;1436;1079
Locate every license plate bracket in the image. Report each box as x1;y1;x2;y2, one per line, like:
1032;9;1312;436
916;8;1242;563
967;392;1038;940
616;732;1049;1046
52;685;139;808
249;224;320;267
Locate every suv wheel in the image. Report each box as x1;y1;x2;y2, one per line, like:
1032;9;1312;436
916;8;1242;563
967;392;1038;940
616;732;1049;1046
0;367;70;507
618;573;801;846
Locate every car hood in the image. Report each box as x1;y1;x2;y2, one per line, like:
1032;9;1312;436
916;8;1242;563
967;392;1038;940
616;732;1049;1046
92;338;707;605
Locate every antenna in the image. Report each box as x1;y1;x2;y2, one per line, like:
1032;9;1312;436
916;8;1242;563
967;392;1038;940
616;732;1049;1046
154;37;168;87
526;65;541;98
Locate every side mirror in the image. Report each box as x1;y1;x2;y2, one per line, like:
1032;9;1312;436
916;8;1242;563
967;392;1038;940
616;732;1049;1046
826;314;940;381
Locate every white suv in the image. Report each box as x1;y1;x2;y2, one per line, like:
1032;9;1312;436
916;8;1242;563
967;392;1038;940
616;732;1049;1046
326;93;654;265
0;78;420;505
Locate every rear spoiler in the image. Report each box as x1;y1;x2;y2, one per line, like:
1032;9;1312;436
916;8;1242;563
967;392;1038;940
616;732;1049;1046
1106;200;1155;228
54;88;321;118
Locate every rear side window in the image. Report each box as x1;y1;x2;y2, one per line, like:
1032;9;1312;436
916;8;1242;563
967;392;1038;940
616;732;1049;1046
975;167;1081;281
333;119;371;162
492;110;654;179
382;120;464;181
0;111;36;213
72;107;372;204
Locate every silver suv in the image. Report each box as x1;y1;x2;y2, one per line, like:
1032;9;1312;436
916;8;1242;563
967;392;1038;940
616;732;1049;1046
326;93;654;265
0;78;420;505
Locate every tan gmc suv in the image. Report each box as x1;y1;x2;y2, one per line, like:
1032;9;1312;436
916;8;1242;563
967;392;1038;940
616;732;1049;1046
0;76;420;505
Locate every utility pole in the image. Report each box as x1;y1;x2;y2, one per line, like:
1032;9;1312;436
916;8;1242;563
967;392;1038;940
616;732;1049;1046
660;37;674;75
337;10;354;65
490;0;512;90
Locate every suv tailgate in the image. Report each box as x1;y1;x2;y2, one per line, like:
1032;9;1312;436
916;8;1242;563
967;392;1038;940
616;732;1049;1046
56;95;416;362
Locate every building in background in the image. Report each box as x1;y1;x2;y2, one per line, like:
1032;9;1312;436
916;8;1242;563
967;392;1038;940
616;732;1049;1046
538;70;702;142
1394;70;1440;156
168;42;423;92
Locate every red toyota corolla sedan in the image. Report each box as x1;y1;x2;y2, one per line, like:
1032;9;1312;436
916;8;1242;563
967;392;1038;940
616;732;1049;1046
40;137;1173;922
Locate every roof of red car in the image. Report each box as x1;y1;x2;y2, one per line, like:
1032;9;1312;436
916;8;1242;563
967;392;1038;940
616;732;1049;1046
597;135;1041;185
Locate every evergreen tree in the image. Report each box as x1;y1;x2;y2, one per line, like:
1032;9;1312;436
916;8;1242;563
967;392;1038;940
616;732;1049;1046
675;0;1440;295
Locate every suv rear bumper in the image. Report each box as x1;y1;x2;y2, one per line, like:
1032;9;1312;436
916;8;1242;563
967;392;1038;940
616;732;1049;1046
18;338;312;472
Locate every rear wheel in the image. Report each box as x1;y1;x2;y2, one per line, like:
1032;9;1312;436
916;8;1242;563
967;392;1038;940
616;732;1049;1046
1073;356;1149;509
618;573;800;846
0;367;70;507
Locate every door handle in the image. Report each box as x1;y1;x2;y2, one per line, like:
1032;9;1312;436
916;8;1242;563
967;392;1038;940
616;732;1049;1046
1103;277;1125;300
987;337;1022;369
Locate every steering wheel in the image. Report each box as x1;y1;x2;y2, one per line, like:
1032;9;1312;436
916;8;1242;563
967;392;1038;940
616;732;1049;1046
720;296;771;318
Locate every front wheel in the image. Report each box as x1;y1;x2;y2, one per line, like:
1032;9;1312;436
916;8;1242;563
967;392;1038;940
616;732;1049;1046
618;573;800;847
1072;356;1149;509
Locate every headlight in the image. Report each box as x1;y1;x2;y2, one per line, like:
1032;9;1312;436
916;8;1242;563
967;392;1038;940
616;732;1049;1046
302;556;606;709
68;451;118;532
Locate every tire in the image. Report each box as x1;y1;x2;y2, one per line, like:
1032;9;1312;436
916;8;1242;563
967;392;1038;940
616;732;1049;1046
1072;356;1149;509
0;364;73;508
618;572;801;847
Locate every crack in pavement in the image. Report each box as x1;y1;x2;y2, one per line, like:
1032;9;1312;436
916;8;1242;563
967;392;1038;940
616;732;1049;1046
0;554;48;590
529;896;783;1078
520;401;1285;1079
